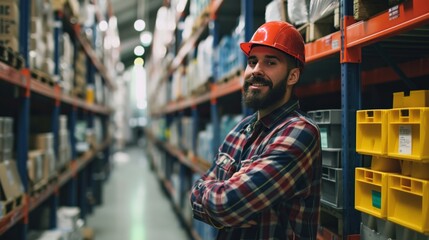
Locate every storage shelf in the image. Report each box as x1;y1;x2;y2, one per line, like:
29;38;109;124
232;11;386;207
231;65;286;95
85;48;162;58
156;52;429;111
0;137;112;235
0;63;112;115
347;0;429;48
73;25;116;91
145;130;210;174
305;0;429;63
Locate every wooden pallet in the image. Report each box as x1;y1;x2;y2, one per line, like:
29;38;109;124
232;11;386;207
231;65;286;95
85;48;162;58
31;69;55;87
298;7;340;43
30;179;49;196
354;0;389;20
0;199;15;216
0;45;24;70
0;194;24;216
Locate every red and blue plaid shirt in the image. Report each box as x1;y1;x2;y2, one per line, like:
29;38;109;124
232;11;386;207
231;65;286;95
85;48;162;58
191;99;322;240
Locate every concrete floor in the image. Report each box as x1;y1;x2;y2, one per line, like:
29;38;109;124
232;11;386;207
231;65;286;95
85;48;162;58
86;146;189;240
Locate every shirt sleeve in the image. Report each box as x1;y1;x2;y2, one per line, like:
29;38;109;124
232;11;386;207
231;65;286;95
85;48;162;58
190;120;320;228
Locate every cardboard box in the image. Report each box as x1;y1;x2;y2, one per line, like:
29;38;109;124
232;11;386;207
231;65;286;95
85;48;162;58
0;0;19;38
0;160;24;200
42;150;56;180
31;133;54;151
28;150;44;184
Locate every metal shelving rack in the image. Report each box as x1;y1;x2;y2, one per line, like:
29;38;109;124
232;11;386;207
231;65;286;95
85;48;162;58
0;0;116;239
146;0;429;239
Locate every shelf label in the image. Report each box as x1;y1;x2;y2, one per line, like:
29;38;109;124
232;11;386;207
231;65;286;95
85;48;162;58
320;127;328;148
372;190;381;209
331;39;339;50
389;5;400;20
398;125;412;154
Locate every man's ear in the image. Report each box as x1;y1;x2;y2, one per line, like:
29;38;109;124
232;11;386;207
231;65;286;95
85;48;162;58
287;68;300;86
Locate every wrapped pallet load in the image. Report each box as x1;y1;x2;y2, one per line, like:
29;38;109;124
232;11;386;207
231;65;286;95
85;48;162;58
309;0;339;24
307;0;340;42
288;0;309;25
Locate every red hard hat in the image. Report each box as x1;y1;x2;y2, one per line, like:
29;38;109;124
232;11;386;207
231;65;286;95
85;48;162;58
240;21;305;65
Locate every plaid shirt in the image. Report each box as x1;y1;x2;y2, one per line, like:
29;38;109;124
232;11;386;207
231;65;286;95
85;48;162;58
190;99;322;240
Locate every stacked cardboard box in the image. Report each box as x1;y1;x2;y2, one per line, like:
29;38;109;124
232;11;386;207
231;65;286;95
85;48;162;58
0;117;14;161
72;49;87;98
0;160;24;216
0;0;19;52
30;0;55;76
30;133;57;181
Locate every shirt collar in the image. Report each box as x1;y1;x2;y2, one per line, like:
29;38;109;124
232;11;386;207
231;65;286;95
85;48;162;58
259;98;300;129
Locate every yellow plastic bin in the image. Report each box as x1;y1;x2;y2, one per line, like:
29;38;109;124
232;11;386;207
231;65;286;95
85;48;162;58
387;108;429;161
355;168;390;218
387;173;429;234
356;109;388;156
393;90;429;108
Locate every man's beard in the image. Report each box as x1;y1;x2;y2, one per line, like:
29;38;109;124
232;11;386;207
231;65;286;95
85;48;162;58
242;76;287;110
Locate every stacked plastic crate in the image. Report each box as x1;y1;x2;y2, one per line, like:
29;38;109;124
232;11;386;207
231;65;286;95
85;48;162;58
355;90;429;240
308;109;343;209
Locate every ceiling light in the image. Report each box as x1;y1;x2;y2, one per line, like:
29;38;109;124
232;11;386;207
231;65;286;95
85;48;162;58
134;19;146;32
134;46;145;56
140;31;152;47
134;57;144;66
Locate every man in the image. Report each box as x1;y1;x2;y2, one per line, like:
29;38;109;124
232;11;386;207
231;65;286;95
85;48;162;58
190;21;322;240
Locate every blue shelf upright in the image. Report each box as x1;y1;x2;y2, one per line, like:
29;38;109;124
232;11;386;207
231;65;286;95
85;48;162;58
17;2;31;236
241;0;254;117
340;0;362;237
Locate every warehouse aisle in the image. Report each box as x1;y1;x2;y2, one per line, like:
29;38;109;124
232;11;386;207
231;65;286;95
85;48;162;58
86;146;189;240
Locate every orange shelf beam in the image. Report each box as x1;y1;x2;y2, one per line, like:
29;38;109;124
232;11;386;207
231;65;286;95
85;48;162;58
305;32;341;63
0;61;111;115
0;63;22;86
0;206;24;235
347;0;429;48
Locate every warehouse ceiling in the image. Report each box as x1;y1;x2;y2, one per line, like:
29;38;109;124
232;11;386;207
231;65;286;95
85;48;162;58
109;0;164;69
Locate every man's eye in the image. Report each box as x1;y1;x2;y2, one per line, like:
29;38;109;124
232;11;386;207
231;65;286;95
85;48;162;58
248;60;257;66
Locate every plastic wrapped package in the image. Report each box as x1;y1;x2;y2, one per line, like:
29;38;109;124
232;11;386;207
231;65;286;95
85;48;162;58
265;0;287;22
309;0;339;23
287;0;309;25
197;35;214;83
